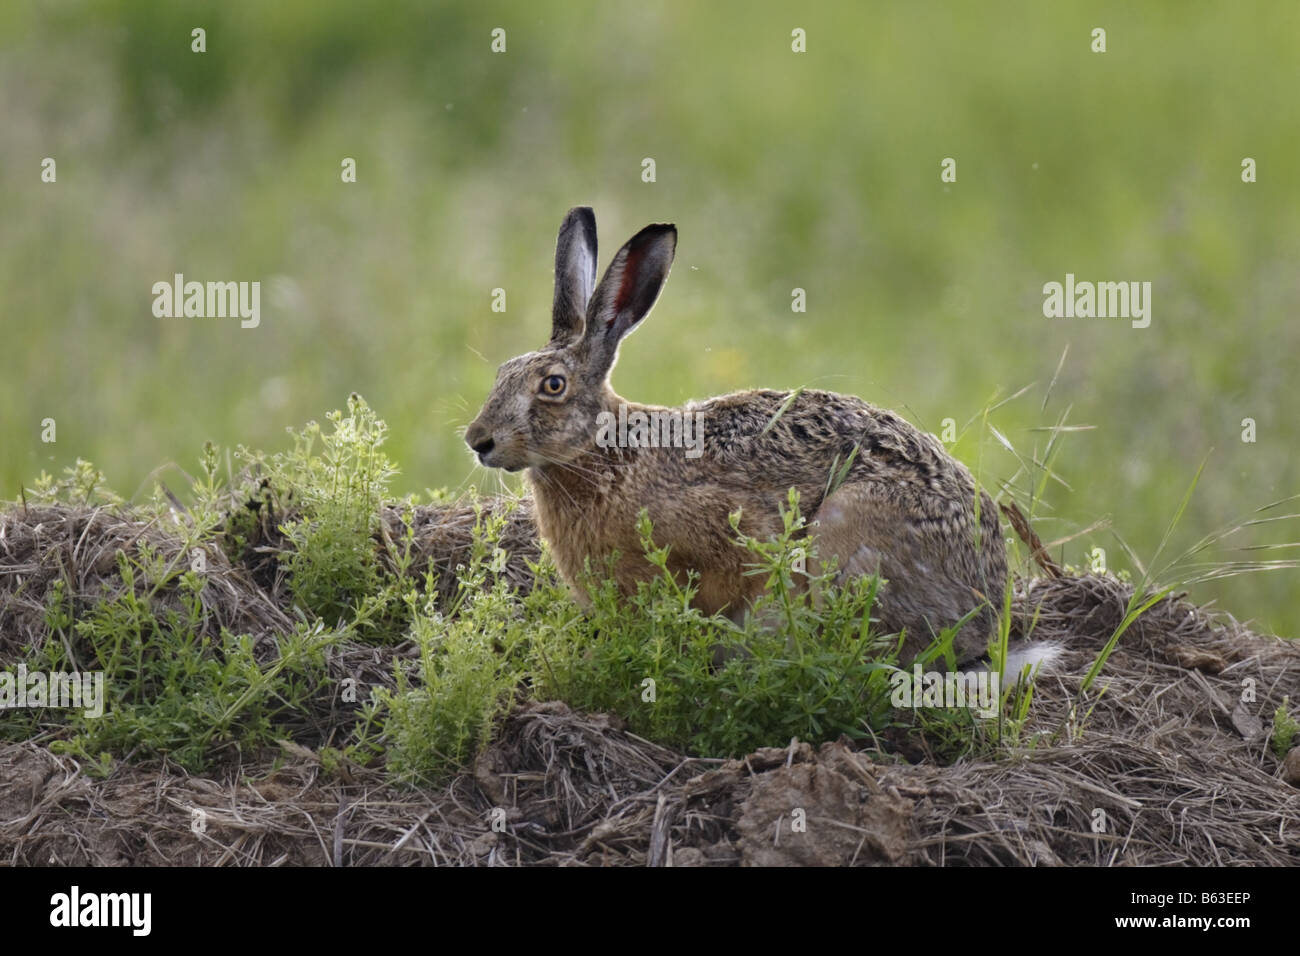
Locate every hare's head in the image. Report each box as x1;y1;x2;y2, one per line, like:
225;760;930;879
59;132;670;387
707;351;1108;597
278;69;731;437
465;207;676;471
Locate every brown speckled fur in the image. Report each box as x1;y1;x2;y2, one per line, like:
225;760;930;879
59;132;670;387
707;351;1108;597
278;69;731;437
466;208;1006;664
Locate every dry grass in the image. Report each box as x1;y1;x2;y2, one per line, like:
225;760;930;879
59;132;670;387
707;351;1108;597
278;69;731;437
1;498;1297;866
0;504;293;664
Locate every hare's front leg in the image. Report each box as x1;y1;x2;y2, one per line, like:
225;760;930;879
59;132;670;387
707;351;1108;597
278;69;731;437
808;482;993;664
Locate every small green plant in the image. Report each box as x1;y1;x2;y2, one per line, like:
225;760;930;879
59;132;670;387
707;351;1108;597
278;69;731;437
912;577;1028;761
238;392;410;638
377;502;534;785
16;548;342;772
26;458;123;508
529;491;900;758
1272;697;1298;758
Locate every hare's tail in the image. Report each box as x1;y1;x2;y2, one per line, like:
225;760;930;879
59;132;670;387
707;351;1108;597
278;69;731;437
998;642;1064;680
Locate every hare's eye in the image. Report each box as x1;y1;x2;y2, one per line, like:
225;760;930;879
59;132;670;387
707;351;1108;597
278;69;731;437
541;374;566;396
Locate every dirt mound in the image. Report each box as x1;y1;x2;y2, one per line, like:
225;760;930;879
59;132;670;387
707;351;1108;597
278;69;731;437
0;504;294;662
1;500;1297;865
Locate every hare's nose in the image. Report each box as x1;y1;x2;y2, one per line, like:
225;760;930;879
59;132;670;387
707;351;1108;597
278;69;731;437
465;424;495;455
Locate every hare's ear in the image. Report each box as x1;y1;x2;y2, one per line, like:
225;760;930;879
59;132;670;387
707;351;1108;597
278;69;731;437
582;223;676;373
550;207;598;346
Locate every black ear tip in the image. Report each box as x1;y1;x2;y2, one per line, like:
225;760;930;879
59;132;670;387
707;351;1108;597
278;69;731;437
633;223;677;246
561;206;597;234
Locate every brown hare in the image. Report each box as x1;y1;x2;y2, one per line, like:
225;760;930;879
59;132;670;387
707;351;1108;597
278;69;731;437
465;207;1056;673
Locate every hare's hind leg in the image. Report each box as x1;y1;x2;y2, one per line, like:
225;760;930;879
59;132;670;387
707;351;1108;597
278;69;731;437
809;482;994;663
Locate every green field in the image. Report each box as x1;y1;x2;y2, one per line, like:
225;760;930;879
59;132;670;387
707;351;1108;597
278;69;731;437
3;0;1297;636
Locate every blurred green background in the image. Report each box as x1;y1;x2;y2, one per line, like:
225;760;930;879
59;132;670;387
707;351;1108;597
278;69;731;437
2;1;1297;635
